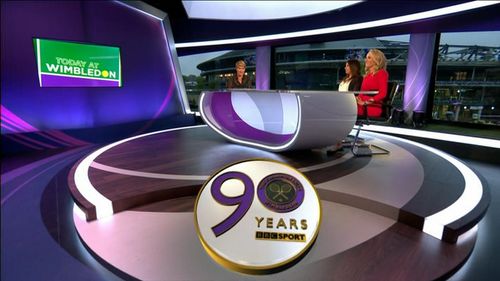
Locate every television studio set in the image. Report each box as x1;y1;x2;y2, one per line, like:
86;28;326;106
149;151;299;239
2;1;500;280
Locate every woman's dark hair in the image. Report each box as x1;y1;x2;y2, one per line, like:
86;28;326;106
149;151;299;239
342;59;361;82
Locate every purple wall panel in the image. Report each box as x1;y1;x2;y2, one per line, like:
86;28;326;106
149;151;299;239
256;46;271;90
1;0;183;134
209;92;292;145
403;33;437;118
1;1;90;131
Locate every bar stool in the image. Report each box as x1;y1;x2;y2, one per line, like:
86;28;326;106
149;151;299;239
351;112;390;157
350;88;393;157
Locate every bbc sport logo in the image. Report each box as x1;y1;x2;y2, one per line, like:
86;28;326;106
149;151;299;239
194;159;322;274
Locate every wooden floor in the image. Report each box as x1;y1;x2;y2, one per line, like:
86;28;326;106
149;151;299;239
68;125;489;280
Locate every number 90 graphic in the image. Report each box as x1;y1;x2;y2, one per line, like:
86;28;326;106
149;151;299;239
194;160;321;274
210;171;254;237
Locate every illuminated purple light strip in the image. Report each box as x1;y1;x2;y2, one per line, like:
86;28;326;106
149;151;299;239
1;105;89;147
133;75;175;135
153;74;175;120
1;118;37;139
160;18;187;114
125;11;177;135
3;131;57;149
1;122;23;134
117;0;191;117
3;134;43;150
37;132;73;146
1;156;77;206
256;46;271;90
1;105;38;132
45;130;89;146
1;146;89;185
403;33;436;114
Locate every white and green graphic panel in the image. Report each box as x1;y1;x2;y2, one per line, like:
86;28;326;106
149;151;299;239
33;38;121;87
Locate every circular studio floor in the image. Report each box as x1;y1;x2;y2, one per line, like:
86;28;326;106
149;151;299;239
68;125;488;280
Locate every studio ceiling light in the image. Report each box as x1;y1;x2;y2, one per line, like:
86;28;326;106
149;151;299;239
176;1;499;48
182;1;361;21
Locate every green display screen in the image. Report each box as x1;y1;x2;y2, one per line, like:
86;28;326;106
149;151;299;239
33;38;121;87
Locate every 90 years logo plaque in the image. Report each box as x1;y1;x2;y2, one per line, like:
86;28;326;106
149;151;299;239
194;160;322;274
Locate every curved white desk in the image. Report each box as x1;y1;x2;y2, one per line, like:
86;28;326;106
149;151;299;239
200;89;357;152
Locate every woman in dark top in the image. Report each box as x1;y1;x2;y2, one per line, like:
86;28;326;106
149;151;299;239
330;60;363;153
338;59;362;91
226;60;252;89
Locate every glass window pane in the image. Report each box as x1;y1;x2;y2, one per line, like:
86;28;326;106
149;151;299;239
178;50;256;111
273;36;409;106
433;31;500;126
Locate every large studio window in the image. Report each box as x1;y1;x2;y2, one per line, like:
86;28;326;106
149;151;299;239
432;31;500;126
178;49;256;111
273;35;409;109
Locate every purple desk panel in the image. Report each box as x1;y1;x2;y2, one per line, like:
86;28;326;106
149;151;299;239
200;90;357;151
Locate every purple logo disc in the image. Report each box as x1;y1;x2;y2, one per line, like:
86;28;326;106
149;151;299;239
257;173;305;213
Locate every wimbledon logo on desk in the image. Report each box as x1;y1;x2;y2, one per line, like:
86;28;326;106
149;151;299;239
194;159;321;274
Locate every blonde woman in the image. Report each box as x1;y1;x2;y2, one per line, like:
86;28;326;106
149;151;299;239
226;60;252;89
357;49;389;117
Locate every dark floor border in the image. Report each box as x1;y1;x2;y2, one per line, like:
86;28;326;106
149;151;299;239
374;132;500;164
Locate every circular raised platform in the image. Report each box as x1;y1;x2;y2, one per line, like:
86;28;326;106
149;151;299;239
68;125;489;280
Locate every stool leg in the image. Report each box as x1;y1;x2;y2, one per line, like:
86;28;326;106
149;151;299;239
351;124;363;156
351;123;390;157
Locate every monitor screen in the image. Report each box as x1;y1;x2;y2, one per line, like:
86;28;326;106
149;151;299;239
33;38;121;87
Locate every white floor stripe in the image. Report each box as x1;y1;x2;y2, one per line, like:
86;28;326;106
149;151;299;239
90;162;209;181
361;124;500;149
73;125;206;219
366;131;483;240
89;151;353;180
298;152;353;172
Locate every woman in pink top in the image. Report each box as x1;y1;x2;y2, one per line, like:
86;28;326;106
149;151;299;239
357;49;389;117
